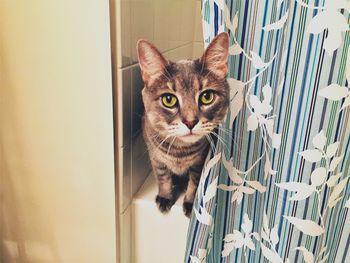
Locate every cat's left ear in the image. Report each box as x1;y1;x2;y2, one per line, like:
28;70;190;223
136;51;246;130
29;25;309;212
201;32;229;78
137;39;168;85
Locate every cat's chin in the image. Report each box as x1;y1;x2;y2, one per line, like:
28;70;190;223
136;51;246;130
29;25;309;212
178;134;204;143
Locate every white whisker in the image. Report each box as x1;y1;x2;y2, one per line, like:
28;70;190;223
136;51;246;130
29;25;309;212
205;134;216;153
210;131;230;152
167;136;177;155
217;128;240;148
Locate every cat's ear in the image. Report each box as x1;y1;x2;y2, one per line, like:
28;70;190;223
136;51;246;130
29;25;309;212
201;32;229;78
137;40;168;85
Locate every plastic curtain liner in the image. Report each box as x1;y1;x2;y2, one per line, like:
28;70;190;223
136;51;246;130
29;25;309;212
185;0;350;262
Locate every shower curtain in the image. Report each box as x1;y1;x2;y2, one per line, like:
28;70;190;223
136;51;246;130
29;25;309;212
186;0;350;262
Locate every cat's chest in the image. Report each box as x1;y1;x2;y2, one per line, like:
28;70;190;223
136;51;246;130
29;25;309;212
165;155;199;175
151;146;205;175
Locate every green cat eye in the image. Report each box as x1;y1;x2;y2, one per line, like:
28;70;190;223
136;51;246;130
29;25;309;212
161;94;178;108
200;90;215;105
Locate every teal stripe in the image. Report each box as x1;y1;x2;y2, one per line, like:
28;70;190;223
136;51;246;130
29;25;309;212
185;1;350;262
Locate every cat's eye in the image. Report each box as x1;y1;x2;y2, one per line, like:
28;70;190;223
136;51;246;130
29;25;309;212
199;90;215;105
161;93;178;108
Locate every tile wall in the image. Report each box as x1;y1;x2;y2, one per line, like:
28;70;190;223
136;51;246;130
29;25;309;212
113;0;203;261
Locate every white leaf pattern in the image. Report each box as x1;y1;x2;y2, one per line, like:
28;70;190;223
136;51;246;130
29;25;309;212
241;186;255;194
328;196;343;208
202;153;221;179
221;242;235;257
218;184;237;191
263;11;289;31
284;216;324;236
276;182;315;201
326;142;339;158
299;149;323;163
327;177;349;208
242;214;253;234
263;212;270;234
198;1;350;262
224;6;238;33
329;155;344;172
318;84;349;101
326;173;342;187
307;8;349;55
203;177;218;204
229;44;243;55
312;130;327;150
224;233;235;242
250;51;267;69
310;167;327;187
319;253;330;263
247;114;259;131
198;249;206;260
270;225;279;246
194;206;212;225
232;189;243;204
246;180;266;193
222;155;243;184
295;247;314;263
250;95;272;115
228;78;245;125
190;256;201;263
260;242;283;263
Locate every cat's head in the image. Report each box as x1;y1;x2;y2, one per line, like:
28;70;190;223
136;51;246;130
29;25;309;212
137;32;229;143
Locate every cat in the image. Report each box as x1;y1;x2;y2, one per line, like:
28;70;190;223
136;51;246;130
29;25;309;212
137;32;229;217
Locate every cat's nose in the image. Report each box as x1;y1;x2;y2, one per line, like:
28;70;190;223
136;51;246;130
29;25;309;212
183;119;199;130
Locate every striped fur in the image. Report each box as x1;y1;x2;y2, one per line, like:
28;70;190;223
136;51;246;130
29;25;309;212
137;33;230;216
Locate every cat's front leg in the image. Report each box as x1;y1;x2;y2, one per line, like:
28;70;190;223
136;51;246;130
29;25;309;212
183;166;201;217
153;163;175;213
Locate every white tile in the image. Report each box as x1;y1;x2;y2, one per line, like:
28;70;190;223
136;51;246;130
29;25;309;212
116;0;133;68
131;133;151;195
131;65;144;138
130;0;155;64
116;0;203;68
130;65;151;195
164;43;195;61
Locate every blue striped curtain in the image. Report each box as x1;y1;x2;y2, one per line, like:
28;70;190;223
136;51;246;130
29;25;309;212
186;0;350;262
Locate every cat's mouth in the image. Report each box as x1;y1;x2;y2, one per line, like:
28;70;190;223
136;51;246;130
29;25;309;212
178;131;205;143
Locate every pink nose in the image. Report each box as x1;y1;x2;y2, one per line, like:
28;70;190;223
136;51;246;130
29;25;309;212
183;119;198;130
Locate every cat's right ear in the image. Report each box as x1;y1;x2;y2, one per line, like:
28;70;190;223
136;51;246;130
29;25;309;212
137;40;168;85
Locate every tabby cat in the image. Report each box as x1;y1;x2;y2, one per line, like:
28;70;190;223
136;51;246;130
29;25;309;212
137;32;229;217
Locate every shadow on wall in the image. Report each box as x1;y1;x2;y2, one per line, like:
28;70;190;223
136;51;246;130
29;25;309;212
0;64;60;263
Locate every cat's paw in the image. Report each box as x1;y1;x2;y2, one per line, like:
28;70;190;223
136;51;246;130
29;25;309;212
182;202;193;218
155;195;174;213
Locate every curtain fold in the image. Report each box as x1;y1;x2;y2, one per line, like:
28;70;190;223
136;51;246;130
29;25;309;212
186;0;350;262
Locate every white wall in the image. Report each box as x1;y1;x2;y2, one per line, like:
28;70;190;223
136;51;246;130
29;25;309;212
0;1;116;262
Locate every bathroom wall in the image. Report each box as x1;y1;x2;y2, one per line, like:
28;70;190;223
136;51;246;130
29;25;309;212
112;0;203;261
0;1;116;262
